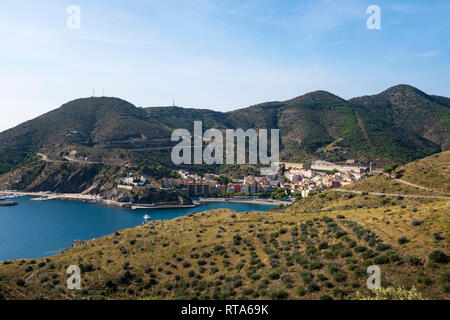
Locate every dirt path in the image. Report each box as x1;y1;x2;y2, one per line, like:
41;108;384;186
36;153;63;163
381;172;449;195
335;188;450;200
393;178;449;194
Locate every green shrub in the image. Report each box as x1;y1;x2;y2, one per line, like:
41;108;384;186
374;255;390;264
433;233;444;241
269;290;289;300
441;283;450;293
16;279;25;286
376;243;391;251
333;271;347;283
406;255;423;266
429;250;449;264
268;271;280;280
307;282;320;292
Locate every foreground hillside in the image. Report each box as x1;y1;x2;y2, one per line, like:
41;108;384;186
342;151;450;196
0;193;448;300
396;151;450;194
1;148;449;301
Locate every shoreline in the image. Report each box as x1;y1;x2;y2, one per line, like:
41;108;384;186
198;197;291;206
1;191;285;210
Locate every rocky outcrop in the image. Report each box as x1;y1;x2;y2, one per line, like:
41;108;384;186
72;240;87;248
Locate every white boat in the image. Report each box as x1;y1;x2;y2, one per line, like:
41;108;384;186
143;214;151;220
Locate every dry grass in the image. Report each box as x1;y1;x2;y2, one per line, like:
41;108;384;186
397;151;450;194
0;197;448;300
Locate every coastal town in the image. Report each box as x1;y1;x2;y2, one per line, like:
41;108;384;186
1;159;374;209
136;160;373;200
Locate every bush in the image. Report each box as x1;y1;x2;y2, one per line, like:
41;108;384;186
332;287;348;298
376;243;391;251
433;233;444;241
361;250;376;260
105;280;117;293
119;246;128;254
307;282;320;292
333;271;347;283
406;255;423;266
441;283;450;293
318;241;329;250
296;286;306;296
269;290;289;300
197;260;207;266
300;271;314;284
398;237;409;245
340;250;353;258
268;271;280;280
144;267;153;274
429;250;449;264
441;271;450;283
374;255;390;264
16;279;25;286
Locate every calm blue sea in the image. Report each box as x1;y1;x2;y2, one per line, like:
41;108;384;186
0;197;274;261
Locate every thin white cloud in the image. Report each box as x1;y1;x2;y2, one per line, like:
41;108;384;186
413;51;442;58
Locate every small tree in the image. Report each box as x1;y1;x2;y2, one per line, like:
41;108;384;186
383;164;398;178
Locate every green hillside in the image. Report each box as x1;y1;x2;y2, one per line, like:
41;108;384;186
0;85;447;177
350;85;450;150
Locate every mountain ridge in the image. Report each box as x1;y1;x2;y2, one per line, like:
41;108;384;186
0;84;448;175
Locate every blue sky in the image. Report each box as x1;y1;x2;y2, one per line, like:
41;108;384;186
0;0;449;131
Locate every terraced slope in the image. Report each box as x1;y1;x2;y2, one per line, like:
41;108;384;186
0;197;448;300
